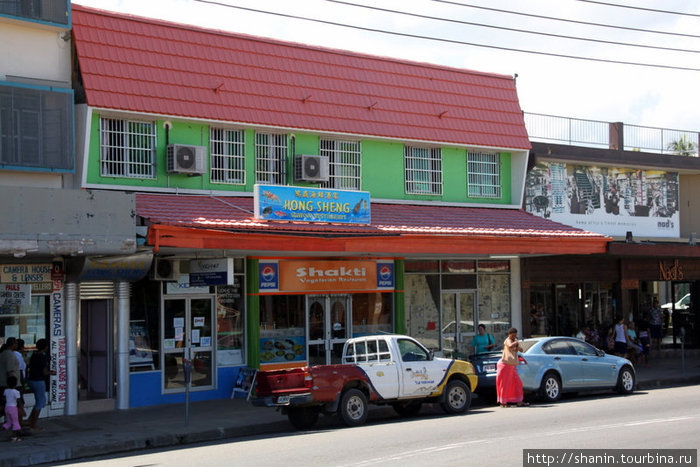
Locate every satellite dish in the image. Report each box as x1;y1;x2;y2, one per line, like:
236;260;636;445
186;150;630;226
177;146;195;168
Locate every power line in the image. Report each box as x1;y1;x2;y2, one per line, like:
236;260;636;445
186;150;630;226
190;0;700;72
325;0;700;55
574;0;700;18
431;0;700;40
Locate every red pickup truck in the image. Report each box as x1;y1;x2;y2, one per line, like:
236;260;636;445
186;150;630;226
251;334;478;429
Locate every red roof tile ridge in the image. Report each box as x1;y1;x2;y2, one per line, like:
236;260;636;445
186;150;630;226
72;3;516;83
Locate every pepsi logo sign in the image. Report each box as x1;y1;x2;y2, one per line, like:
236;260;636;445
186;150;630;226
261;265;276;281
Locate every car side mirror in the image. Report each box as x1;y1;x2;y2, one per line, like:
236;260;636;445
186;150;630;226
428;350;435;361
596;349;605;357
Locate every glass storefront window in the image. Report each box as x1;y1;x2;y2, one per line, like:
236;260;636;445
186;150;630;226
405;260;439;273
351;293;392;335
0;295;48;351
478;274;511;343
405;274;441;350
130;280;160;371
259;295;305;365
216;278;245;366
478;261;510;273
441;274;476;289
441;261;476;273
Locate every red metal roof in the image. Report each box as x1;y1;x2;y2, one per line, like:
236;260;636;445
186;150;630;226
72;5;531;150
135;193;604;239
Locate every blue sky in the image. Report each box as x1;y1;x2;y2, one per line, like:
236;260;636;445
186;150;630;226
73;0;700;134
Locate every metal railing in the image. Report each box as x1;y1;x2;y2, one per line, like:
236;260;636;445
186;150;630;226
524;112;699;156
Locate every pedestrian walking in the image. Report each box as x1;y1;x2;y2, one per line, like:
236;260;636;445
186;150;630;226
25;339;53;431
649;298;663;351
2;375;22;442
496;327;529;408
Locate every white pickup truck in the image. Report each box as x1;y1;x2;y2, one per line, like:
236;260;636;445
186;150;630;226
251;334;478;429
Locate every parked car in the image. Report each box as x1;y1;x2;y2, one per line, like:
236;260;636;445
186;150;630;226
661;293;691;312
470;336;635;403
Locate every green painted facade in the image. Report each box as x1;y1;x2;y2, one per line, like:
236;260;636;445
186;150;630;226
87;113;513;205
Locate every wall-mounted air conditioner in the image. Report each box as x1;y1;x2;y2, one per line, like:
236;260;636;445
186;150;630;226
294;154;329;182
167;144;206;175
151;259;182;281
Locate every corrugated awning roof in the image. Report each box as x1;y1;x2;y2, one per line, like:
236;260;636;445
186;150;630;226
136;193;609;256
71;5;531;150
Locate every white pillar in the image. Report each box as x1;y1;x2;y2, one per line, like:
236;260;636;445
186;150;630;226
510;258;523;332
115;281;130;410
65;282;79;416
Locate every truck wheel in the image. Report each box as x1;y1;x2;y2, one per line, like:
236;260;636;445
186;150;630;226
440;379;471;414
287;407;320;430
392;400;422;417
338;388;368;427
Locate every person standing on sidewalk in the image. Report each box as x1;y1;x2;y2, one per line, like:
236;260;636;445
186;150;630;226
2;375;22;442
25;339;53;430
649;299;663;351
0;338;19;391
614;316;630;358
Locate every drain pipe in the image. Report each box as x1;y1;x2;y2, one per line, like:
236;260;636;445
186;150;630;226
116;281;131;410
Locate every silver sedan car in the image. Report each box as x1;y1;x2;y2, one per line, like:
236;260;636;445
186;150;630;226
473;336;635;402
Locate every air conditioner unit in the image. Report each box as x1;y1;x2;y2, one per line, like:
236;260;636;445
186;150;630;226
151;259;182;281
294;154;329;182
167;144;206;175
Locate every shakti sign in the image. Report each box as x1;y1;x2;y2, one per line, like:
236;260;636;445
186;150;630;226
259;260;394;293
254;184;370;224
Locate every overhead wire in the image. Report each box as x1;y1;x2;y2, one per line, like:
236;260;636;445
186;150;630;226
430;0;700;40
325;0;700;55
190;0;700;72
573;0;700;18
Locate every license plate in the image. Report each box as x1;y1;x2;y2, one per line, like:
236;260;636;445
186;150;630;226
276;395;290;404
483;363;496;373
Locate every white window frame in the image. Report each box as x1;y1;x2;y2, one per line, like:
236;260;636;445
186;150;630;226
467;151;501;198
99;117;156;178
210;128;245;184
320;139;361;190
255;132;287;185
404;146;442;195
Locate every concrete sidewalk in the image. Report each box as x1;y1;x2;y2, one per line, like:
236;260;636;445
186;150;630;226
3;349;699;467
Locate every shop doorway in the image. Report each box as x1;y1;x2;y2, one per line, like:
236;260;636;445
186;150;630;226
79;299;114;401
670;282;694;347
307;294;351;365
162;297;215;392
440;290;476;358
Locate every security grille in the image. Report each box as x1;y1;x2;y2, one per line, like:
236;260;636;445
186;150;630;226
210;128;245;184
255;132;286;185
467;151;501;198
320;139;361;190
100;118;156;178
405;146;442;195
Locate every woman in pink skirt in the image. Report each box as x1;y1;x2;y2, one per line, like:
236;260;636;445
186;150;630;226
496;327;529;408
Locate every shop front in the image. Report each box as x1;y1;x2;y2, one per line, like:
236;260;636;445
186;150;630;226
255;259;394;370
522;249;700;348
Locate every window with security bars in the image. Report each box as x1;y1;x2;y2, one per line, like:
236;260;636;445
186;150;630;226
404;146;442;195
210;128;245;184
255;132;287;184
467;151;501;198
100;118;156;178
320;139;361;190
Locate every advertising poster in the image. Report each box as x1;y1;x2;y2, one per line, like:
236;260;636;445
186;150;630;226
50;262;67;410
525;162;679;237
129;321;154;368
260;336;305;364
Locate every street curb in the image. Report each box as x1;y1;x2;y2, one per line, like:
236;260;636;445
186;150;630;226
4;378;700;467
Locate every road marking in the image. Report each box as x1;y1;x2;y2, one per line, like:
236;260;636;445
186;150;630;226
337;415;695;466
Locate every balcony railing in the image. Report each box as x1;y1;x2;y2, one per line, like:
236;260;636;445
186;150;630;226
524;112;699;157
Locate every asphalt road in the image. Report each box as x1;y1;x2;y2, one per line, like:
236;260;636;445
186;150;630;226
63;386;699;467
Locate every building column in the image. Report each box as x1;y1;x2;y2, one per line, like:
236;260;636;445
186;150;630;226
65;282;79;416
511;258;523;332
115;281;130;410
